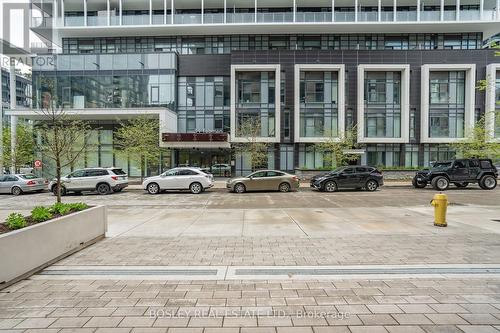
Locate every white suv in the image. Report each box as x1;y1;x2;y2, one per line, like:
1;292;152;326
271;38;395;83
143;167;214;194
49;167;128;195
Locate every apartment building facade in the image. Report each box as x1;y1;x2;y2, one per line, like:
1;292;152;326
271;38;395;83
10;0;500;176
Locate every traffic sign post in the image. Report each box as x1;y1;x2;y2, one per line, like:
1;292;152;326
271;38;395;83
34;160;42;169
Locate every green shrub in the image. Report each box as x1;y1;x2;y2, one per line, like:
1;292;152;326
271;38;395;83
67;202;89;212
5;213;27;230
49;202;88;216
50;202;72;216
31;206;53;223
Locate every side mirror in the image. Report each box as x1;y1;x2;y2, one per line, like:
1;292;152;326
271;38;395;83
249;176;254;180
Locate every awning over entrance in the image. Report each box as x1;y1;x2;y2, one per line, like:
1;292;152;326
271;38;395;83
162;132;231;149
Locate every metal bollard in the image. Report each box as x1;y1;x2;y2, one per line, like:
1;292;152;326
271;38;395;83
430;193;448;227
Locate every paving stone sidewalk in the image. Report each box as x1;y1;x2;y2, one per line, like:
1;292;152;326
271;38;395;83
1;278;500;332
56;234;500;266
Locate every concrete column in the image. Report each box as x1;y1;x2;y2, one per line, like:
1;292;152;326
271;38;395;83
480;0;484;19
255;0;257;22
224;0;227;23
393;0;397;21
456;0;460;20
440;0;444;20
293;0;296;22
355;0;358;21
497;0;499;19
61;0;65;26
119;0;122;25
164;0;167;24
54;0;58;26
201;0;204;24
417;0;420;21
378;0;381;21
107;0;110;25
84;0;87;26
332;0;335;21
149;0;152;24
171;0;174;23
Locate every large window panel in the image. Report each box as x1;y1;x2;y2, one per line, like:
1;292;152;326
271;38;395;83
428;71;466;138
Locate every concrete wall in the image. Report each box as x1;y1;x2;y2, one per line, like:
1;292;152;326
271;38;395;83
0;206;107;289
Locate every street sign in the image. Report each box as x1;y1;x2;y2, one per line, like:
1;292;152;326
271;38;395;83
34;160;42;169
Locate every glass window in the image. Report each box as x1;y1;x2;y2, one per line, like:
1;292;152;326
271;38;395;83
70;170;86;177
429;71;465;138
364;71;402;138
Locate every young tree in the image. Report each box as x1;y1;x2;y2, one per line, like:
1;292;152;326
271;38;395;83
316;126;360;169
450;116;500;160
35;79;93;203
2;122;35;173
114;116;161;181
232;117;270;172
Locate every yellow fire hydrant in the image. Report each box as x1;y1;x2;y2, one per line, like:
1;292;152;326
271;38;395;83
431;193;448;227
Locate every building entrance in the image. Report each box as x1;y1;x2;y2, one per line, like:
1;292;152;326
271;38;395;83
175;149;233;177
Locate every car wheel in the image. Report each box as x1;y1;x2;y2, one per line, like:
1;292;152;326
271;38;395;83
323;181;338;192
479;175;497;190
365;180;378;192
189;182;203;194
147;183;160;195
234;183;246;193
11;186;23;196
412;177;427;189
278;182;291;193
431;176;449;191
454;182;469;188
52;185;66;196
96;183;111;195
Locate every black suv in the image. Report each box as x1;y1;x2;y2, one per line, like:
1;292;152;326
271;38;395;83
310;166;384;192
412;159;498;191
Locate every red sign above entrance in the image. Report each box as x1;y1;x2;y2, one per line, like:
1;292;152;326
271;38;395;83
162;133;228;143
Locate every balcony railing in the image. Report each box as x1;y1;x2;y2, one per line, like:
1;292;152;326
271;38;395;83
204;13;225;23
87;16;107;26
226;13;255;23
174;13;202;24
257;12;293;23
295;12;332;22
64;16;85;26
334;12;355;22
358;12;378;21
60;9;498;27
420;11;440;21
460;10;480;20
396;11;418;21
122;14;149;25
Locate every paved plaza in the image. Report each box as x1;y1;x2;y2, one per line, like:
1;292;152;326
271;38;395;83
1;186;500;332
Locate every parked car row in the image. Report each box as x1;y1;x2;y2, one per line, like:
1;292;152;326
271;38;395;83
0;159;497;196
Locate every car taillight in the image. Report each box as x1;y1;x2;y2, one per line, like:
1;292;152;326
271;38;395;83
111;176;118;181
26;180;36;185
292;176;299;181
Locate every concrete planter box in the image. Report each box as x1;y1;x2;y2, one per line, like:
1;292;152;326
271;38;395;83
295;169;418;181
0;206;107;289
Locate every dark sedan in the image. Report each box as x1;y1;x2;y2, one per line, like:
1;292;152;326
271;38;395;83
310;166;384;192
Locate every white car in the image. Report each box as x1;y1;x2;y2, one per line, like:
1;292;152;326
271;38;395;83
48;167;128;195
143;167;214;194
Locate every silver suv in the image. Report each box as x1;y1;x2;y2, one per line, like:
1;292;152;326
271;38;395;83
49;167;128;195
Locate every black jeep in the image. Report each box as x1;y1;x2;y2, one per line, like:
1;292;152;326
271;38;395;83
412;159;498;191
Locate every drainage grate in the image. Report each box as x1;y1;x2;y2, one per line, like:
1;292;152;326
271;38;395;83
234;267;500;276
39;269;218;276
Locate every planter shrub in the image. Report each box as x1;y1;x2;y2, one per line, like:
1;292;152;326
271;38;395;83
1;202;90;235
